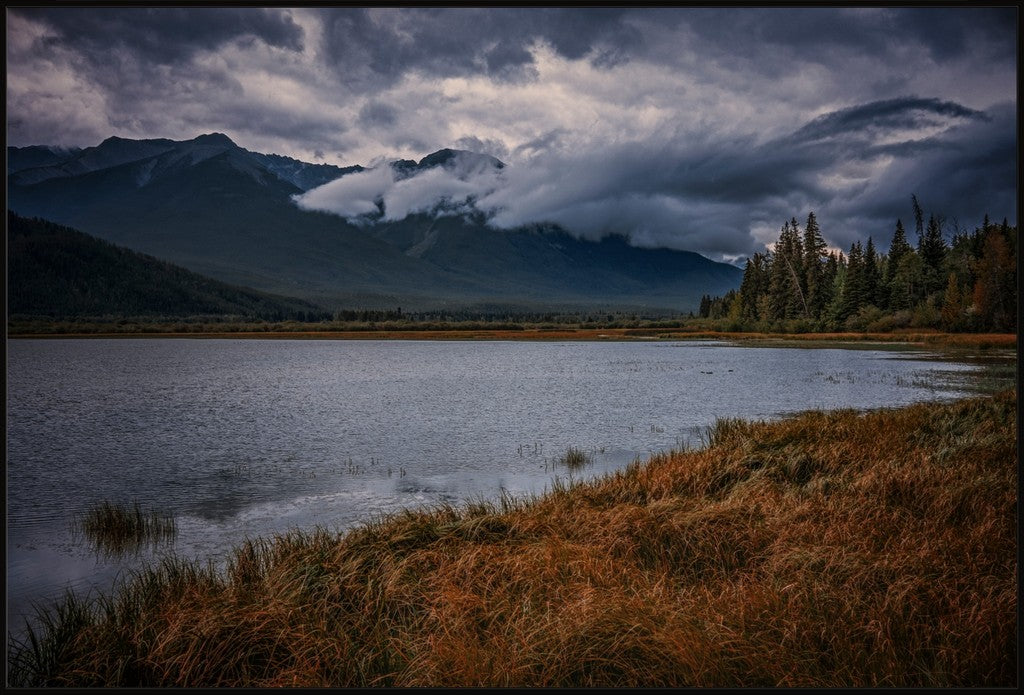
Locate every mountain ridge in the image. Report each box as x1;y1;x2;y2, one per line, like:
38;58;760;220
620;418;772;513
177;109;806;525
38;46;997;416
7;133;742;312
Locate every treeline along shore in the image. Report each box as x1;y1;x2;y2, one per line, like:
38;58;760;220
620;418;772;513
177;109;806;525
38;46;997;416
698;200;1017;335
8;390;1016;687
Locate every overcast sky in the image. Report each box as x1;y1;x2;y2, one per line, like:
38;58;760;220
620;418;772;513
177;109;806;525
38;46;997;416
6;5;1017;262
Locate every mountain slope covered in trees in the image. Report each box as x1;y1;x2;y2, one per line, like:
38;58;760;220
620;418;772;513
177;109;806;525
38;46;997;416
7;212;330;321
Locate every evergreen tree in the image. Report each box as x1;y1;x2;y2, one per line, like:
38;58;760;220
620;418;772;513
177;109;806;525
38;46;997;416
802;212;828;319
863;236;881;307
999;217;1016;259
890;252;926;311
838;241;865;322
912;194;924;239
739;252;770;322
698;294;712;319
823;253;847;328
884;219;912;288
919;214;947;294
819;251;839;319
767;220;807;320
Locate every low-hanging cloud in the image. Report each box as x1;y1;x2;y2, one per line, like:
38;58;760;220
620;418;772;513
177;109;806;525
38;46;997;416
294;152;506;222
294;96;1012;261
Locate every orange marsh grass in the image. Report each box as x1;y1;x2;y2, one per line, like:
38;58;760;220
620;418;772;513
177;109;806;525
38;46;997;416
8;390;1017;687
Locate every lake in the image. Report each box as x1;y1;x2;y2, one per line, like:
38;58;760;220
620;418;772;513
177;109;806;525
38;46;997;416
5;337;1012;634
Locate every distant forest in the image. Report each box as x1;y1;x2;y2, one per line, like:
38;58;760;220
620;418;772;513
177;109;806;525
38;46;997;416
699;197;1017;333
7;212;332;321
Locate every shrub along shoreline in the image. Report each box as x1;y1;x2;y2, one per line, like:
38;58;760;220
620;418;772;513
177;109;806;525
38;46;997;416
7;390;1017;687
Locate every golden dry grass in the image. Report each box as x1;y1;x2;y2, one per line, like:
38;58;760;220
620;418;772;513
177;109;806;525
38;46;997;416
9;391;1017;687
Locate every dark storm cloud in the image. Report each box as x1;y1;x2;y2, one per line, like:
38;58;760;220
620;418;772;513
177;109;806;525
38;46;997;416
7;6;1016;261
823;103;1017;243
319;7;642;89
298;96;1013;260
789;98;986;144
898;7;1017;61
358;102;399;128
12;7;304;64
677;7;1016;66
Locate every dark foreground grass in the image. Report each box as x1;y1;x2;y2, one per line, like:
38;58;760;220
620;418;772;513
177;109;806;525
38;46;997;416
8;391;1016;687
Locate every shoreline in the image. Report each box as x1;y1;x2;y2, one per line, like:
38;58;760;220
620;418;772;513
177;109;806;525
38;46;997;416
6;327;1017;349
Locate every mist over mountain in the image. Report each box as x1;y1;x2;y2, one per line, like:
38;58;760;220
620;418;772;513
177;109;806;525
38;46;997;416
8;133;741;312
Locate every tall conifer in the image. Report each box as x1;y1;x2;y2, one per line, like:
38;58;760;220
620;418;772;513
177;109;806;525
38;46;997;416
919;214;947;293
803;212;827;319
863;236;881;307
839;241;865;322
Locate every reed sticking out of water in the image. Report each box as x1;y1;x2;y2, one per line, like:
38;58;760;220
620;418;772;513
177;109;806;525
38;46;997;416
78;500;176;555
9;390;1016;687
558;446;590;469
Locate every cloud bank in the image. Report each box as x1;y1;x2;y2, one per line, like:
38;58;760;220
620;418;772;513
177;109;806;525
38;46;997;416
296;96;1011;260
7;6;1017;261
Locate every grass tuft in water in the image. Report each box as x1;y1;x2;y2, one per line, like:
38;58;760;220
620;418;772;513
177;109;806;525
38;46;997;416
558;446;591;469
78;500;177;555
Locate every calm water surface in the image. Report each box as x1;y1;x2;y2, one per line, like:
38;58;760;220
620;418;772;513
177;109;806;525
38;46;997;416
5;338;1009;633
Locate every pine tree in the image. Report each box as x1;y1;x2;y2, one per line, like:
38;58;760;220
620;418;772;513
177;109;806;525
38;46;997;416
890;252;926;311
802;212;827;319
919;214;947;294
838;241;865;322
823;252;847;328
884;219;912;287
698;294;712;319
912;194;924;239
820;251;838;317
739;252;770;322
862;236;881;308
767;220;807;320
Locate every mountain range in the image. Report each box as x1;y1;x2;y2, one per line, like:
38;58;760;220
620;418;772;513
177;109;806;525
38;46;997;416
7;133;742;313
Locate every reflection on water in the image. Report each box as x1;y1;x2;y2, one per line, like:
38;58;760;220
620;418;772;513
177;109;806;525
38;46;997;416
6;338;1013;633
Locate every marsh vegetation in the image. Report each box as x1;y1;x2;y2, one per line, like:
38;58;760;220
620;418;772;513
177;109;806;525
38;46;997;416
9;391;1015;687
557;446;590;469
77;501;176;556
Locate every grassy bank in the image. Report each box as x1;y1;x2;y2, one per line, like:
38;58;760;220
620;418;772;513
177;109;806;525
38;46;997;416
8;391;1017;687
6;321;1017;350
